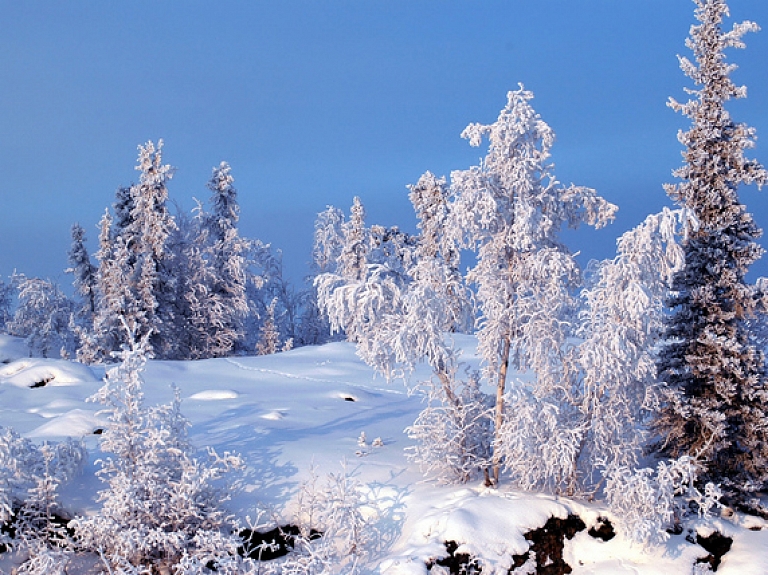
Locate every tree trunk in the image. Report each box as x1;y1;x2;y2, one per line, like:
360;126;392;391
492;335;511;485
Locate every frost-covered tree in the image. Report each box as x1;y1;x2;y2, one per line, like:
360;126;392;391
111;185;135;239
203;163;249;337
448;86;617;486
125;140;179;357
8;275;76;358
565;209;686;494
408;171;473;334
66;223;97;327
338;196;369;284
653;0;768;502
316;196;421;353
256;298;281;355
299;206;351;347
0;277;16;331
79;211;132;363
312;205;346;276
82;141;178;361
175;162;249;359
72;332;245;573
316;178;483;481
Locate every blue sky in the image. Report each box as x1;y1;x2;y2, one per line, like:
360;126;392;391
1;1;767;287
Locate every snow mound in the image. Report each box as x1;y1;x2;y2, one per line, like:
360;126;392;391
0;358;97;388
0;334;28;363
27;408;106;438
261;409;286;420
28;398;83;418
189;389;239;400
382;488;569;573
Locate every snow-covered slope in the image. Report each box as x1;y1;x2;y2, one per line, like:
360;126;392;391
1;336;766;574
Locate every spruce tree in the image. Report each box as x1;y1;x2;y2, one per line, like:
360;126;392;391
654;0;768;502
66;223;97;323
338;196;368;284
126;140;178;357
299;206;346;346
81;142;178;361
207;162;249;330
184;162;249;358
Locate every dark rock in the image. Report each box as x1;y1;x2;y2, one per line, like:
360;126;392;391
30;376;54;388
427;514;587;575
695;531;732;572
238;524;321;561
587;517;615;542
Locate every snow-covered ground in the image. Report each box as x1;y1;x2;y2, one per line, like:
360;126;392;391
1;334;767;574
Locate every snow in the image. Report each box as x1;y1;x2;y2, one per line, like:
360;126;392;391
26;409;106;439
0;357;98;388
1;335;767;573
0;334;28;363
190;389;240;400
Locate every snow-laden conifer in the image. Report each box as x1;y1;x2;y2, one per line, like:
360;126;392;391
79;211;132;363
338;196;368;284
125;140;178;357
653;0;768;502
66;223;97;324
81;142;178;361
0;277;14;331
176;162;249;359
256;298;281;355
203;162;249;343
72;330;245;573
111;185;134;240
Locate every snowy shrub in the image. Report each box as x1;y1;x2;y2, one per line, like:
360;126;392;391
7;275;77;359
71;336;246;573
606;456;722;546
254;462;383;575
0;428;85;573
14;547;73;575
0;427;85;528
496;386;584;495
406;373;492;484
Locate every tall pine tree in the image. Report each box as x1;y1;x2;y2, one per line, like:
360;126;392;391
66;223;97;324
186;162;248;358
654;0;768;503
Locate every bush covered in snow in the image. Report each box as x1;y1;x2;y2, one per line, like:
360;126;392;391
70;336;247;573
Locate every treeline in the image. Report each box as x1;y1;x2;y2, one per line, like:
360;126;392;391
0;142;329;361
